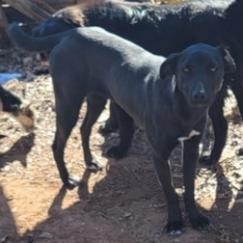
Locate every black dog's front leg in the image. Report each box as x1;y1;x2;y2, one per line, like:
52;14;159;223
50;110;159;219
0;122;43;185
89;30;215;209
183;135;210;230
153;152;183;235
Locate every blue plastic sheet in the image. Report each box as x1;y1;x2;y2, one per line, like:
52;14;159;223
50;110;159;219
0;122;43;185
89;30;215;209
0;72;23;85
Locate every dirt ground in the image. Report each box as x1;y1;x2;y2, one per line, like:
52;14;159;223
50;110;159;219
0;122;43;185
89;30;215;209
1;46;243;243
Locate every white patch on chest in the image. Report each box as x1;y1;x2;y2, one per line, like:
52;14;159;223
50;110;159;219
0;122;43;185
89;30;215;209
178;130;200;143
171;75;176;93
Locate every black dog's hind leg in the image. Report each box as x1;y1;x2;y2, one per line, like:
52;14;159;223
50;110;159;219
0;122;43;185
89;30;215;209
81;94;106;170
230;74;243;118
106;103;134;159
230;76;243;156
199;90;227;167
52;94;83;189
99;101;119;135
183;133;210;230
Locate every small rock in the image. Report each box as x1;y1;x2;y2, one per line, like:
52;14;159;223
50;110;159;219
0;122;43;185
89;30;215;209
232;141;238;146
38;232;53;240
123;212;132;218
23;57;32;65
0;236;9;243
237;147;243;157
1;165;10;172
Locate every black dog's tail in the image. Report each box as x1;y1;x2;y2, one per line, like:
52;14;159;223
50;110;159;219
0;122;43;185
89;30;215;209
7;23;74;52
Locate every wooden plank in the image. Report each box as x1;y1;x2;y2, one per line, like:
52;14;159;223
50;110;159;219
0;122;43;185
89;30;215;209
35;0;77;10
0;3;8;36
2;0;51;21
32;1;58;13
0;4;7;28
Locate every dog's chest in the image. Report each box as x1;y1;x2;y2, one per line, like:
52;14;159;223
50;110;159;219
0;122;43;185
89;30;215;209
177;130;200;143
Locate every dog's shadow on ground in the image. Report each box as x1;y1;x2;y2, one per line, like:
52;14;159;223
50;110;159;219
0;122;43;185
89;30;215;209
48;170;95;217
0;133;35;169
0;186;18;241
214;165;233;209
18;131;243;242
19;131;167;242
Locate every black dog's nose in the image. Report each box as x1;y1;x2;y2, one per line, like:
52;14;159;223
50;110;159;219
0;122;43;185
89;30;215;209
192;90;207;104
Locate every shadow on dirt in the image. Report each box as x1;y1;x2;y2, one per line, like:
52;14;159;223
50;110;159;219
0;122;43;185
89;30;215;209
8;132;243;242
0;186;18;241
0;133;35;169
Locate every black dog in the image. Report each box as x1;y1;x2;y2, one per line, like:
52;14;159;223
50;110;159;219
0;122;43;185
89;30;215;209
31;0;243;167
7;24;235;233
0;85;35;131
0;85;21;112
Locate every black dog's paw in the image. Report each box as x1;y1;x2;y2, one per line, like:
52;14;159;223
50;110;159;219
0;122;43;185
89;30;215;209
106;146;127;159
86;160;103;172
98;122;118;136
189;213;210;230
236;147;243;157
199;156;217;172
64;177;80;190
199;155;213;166
164;221;184;236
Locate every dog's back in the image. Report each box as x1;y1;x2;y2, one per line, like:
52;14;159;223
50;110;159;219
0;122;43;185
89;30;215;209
34;0;232;54
49;27;164;125
50;27;163;90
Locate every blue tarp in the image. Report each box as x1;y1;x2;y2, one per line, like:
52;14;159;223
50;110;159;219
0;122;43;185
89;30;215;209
0;72;23;85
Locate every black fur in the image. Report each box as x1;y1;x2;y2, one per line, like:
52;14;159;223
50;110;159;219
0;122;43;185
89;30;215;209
0;85;21;112
8;24;232;233
31;0;243;166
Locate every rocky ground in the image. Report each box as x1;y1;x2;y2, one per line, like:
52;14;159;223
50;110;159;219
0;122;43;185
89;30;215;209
0;46;243;243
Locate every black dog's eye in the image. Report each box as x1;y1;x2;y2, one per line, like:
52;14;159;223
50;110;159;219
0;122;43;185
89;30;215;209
210;67;217;72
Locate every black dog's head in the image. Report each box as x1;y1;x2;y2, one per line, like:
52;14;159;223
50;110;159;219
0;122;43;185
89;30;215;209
160;43;236;107
0;86;22;112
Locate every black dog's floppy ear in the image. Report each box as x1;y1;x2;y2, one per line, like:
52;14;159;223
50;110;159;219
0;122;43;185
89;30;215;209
218;46;236;74
159;53;180;80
